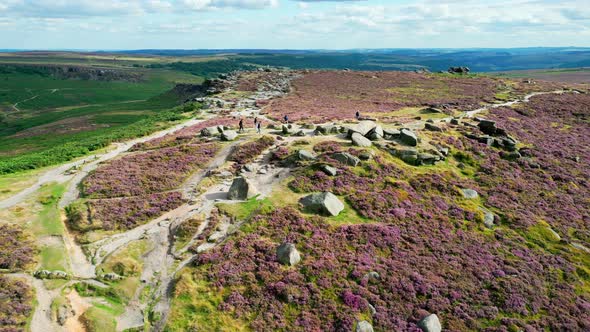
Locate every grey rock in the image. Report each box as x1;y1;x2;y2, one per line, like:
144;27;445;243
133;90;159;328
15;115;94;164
368;303;377;316
295;130;306;137
276;243;301;266
299;192;344;216
478;135;495;146
461;188;479;199
101;272;123;281
501;151;521;161
421;107;443;114
450;118;460;125
356;320;374;332
359;151;373;161
416;153;440;166
478;119;497;135
400;129;418;146
393;147;418;164
425;123;443;132
221;130;238;141
258;168;268;174
243;164;255;172
316;124;339;135
365;126;384;140
298;149;316;161
321;165;338;176
418;314;442;332
228;176;258;200
347;120;376;138
479;208;495;229
365;271;380;283
332;152;361;166
352;132;372;147
282;124;297;135
201;126;220;137
383;128;401;137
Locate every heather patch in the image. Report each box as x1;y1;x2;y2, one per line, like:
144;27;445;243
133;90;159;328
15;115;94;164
82;143;220;198
0;223;36;271
268;71;499;122
229;136;275;168
0;276;34;331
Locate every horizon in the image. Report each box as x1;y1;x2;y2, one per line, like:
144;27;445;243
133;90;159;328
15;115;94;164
1;1;589;49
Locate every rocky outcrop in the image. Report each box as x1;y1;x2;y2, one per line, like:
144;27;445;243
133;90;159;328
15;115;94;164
228;176;258;200
300;192;344;216
400;129;418;146
366;126;384;140
276;243;301;266
33;270;69;280
448;66;470;74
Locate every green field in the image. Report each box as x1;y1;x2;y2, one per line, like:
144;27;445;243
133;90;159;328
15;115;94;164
0;60;207;174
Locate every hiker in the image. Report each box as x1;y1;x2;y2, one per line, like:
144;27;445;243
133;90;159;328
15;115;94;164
238;118;244;133
254;116;258;127
257;121;262;134
284;115;289;124
355;111;360;120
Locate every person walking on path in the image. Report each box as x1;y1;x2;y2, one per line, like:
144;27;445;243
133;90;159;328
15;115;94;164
355;111;360;120
284;115;289;124
254;116;258;127
238;118;244;133
256;121;262;134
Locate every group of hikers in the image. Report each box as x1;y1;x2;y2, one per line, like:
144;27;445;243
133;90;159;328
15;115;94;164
238;116;263;134
237;111;362;134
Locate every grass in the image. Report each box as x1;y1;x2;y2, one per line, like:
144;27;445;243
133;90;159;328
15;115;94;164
165;269;249;332
217;196;275;221
39;244;68;272
32;182;66;236
0;169;42;200
98;239;150;278
80;306;117;332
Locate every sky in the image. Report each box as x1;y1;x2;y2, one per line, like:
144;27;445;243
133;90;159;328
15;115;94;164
0;0;589;50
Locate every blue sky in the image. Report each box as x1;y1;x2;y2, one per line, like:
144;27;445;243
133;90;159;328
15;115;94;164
0;0;589;49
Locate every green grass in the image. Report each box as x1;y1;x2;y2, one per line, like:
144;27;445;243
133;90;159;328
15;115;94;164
217;196;275;221
39;244;68;272
80;307;117;332
32;183;66;236
165;270;249;332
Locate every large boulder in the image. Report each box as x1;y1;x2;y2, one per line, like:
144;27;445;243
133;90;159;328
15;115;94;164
282;124;298;135
299;192;344;216
221;130;238;141
393;147;418;165
478;119;497;135
347;121;376;138
276;243;301;266
201;126;220;137
425;123;443;132
228;176;258;200
400;129;418;146
356;320;374;332
351;132;372;147
418;314;442;332
332;152;361;166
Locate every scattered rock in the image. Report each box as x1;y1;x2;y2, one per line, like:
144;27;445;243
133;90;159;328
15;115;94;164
461;188;479;199
477;135;495;146
228;176;258;200
352;132;372;147
479;207;495;229
298;149;316;161
383;128;401;138
421;107;443;114
356;320;374;332
364;271;380;283
258;168;267;174
418;314;442;332
332;152;361;166
299;192;344;216
295;130;305;137
276;243;301;266
500;151;521;161
416;153;440;166
201;126;220;137
347;120;377;138
400;129;418;146
320;165;338;176
425;123;443;132
221;130;238;141
282;124;297;135
368;303;377;316
393;147;418;164
34;270;70;280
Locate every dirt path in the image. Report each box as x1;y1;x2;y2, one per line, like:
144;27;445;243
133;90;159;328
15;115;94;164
63;290;91;332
